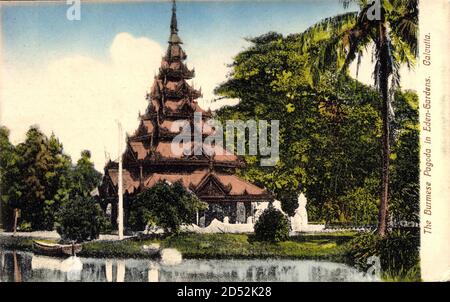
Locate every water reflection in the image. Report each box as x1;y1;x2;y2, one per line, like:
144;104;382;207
0;250;379;282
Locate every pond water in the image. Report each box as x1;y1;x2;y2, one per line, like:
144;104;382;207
0;250;379;282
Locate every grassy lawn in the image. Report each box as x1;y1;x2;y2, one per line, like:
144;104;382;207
78;232;357;261
0;236;36;252
160;232;355;261
0;232;356;261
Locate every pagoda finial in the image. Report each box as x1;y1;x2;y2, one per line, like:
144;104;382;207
170;0;178;34
168;0;182;44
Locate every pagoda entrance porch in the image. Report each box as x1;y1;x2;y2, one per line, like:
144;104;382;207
197;200;254;227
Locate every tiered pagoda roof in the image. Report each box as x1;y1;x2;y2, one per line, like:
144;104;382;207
100;0;271;209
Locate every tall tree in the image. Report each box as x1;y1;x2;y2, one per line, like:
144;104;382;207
71;150;102;197
1;126;102;232
0;126;23;232
297;0;418;236
15;127;72;230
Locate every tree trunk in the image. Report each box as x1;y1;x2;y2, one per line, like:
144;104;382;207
13;208;19;236
377;23;390;237
13;251;22;282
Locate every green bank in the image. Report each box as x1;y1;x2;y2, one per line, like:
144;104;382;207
0;232;355;261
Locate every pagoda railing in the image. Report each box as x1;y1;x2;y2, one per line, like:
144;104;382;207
160;68;195;80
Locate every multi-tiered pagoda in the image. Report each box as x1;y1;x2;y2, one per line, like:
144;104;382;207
99;1;271;227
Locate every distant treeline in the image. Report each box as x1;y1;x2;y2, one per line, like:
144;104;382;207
0;125;102;231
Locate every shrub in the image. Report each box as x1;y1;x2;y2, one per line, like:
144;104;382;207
129;181;208;234
0;202;14;231
56;195;109;242
254;205;290;243
18;221;32;232
323;177;379;225
378;229;420;274
344;232;380;270
345;229;420;280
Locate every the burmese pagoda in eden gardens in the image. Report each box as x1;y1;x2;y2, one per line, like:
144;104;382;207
99;1;272;228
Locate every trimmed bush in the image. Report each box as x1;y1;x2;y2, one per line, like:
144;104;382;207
56;195;109;242
254;206;290;243
129;181;207;234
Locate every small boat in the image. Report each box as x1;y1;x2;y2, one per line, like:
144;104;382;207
32;240;82;257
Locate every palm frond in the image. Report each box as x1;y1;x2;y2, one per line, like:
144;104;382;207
388;0;418;56
340;0;367;9
298;12;358;55
389;17;418;57
389;29;416;69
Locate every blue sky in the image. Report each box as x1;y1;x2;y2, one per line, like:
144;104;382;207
2;0;354;67
1;0;365;169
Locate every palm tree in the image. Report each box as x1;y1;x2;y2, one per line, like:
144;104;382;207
298;0;418;236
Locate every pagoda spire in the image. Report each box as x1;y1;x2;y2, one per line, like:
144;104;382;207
169;0;182;44
170;0;178;34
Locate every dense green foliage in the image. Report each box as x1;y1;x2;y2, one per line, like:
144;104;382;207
297;0;418;236
254;206;290;243
0;125;102;231
2;126;72;230
389;91;420;223
129;181;208;233
345;229;420;281
56;195;109;242
215;30;419;225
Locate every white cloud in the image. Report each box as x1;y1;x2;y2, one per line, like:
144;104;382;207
0;32;237;171
188;51;240;111
1;32;164;171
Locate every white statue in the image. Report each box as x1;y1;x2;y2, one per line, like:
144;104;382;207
291;193;326;232
291;193;309;231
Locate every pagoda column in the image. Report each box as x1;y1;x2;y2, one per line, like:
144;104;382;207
139;164;144;188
